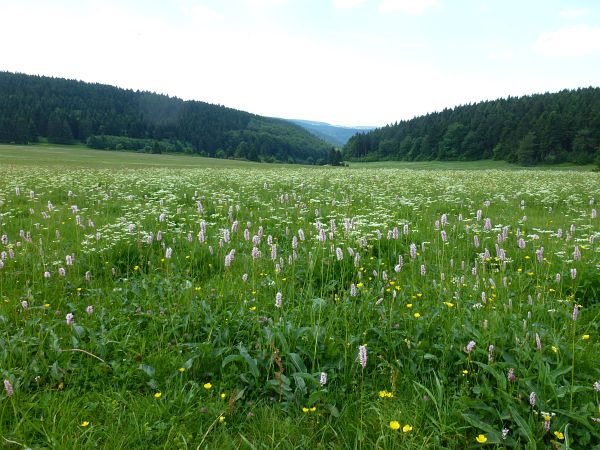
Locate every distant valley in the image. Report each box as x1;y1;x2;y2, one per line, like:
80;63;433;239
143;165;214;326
286;119;374;147
1;71;599;167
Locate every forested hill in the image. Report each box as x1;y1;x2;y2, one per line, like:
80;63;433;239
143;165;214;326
344;88;600;165
0;71;330;164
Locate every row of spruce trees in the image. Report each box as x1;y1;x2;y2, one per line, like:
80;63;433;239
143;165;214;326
344;88;600;165
0;72;331;164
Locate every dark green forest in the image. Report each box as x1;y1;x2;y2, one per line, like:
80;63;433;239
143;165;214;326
0;72;330;164
344;88;600;165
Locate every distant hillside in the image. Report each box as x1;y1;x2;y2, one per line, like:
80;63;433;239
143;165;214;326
0;72;330;164
288;119;373;147
344;88;600;165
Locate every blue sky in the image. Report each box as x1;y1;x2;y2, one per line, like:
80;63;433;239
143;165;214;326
1;0;599;126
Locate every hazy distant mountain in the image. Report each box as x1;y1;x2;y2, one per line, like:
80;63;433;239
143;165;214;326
287;119;374;147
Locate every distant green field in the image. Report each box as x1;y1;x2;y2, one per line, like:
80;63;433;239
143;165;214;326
2;143;595;171
0;143;268;169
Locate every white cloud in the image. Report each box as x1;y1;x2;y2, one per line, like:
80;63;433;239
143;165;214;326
332;0;368;8
378;0;439;14
559;7;591;19
245;0;288;7
534;25;600;57
190;5;223;23
487;50;513;61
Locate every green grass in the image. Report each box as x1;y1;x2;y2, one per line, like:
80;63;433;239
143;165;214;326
0;143;270;169
0;146;599;449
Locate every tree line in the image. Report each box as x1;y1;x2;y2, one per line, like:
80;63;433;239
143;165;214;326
0;71;330;164
344;88;600;166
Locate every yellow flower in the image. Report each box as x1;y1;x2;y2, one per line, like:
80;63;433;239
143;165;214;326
402;424;413;433
413;312;420;319
582;334;590;340
43;303;50;308
406;303;413;308
475;434;487;443
462;370;469;375
249;306;257;311
203;382;212;390
309;406;316;412
302;407;309;413
517;268;522;272
178;367;186;373
357;282;364;288
221;393;226;399
389;420;400;430
218;415;225;423
554;431;564;440
443;302;454;308
154;392;162;398
81;421;90;427
527;272;534;276
551;346;558;353
379;390;394;398
133;265;139;271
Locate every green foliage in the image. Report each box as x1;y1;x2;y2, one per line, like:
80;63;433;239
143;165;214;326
86;135;191;154
517;131;538;166
328;148;344;166
46;109;74;145
344;88;600;166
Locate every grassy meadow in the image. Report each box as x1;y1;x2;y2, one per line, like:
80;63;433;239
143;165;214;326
1;144;600;449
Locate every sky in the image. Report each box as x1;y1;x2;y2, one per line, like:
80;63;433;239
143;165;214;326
1;0;600;127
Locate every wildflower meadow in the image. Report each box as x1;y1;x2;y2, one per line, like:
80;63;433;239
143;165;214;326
1;160;599;448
